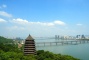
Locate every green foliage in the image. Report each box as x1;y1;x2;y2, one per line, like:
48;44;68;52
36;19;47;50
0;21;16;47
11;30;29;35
0;50;80;60
0;51;36;60
0;43;19;52
36;50;80;60
0;36;21;52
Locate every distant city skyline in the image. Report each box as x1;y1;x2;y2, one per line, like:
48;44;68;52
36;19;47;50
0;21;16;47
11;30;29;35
0;0;89;38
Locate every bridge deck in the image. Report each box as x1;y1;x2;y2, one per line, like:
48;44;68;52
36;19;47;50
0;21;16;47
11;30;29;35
35;40;89;46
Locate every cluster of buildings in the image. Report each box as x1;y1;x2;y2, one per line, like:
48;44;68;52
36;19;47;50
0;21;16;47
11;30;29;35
55;35;89;40
55;35;75;40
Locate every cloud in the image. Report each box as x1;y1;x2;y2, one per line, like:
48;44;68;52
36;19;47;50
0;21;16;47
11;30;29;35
29;22;54;26
0;18;7;23
46;23;54;26
0;11;12;18
0;4;7;9
76;23;82;26
10;18;66;27
40;22;54;26
11;18;29;24
54;20;66;26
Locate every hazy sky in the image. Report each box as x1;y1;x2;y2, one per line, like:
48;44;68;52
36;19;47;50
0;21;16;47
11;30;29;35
0;0;89;38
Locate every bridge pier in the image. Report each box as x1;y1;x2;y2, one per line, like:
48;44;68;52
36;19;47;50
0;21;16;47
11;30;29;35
50;42;51;46
56;42;57;45
44;42;45;46
76;41;77;44
71;41;72;44
61;42;63;45
80;41;81;44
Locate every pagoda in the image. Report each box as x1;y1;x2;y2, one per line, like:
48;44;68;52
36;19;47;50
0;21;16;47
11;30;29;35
24;34;36;55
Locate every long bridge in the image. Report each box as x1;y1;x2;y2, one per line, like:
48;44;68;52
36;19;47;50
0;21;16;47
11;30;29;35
35;40;89;47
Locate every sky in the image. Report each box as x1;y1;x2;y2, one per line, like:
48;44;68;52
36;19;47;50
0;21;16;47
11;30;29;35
0;0;89;38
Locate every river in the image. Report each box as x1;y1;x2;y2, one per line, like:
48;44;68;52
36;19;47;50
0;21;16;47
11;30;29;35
35;39;89;60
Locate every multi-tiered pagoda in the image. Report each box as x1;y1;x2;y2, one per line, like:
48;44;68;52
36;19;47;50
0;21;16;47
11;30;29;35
24;34;36;55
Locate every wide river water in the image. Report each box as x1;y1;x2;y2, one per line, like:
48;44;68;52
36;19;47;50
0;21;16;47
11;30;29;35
35;38;89;60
